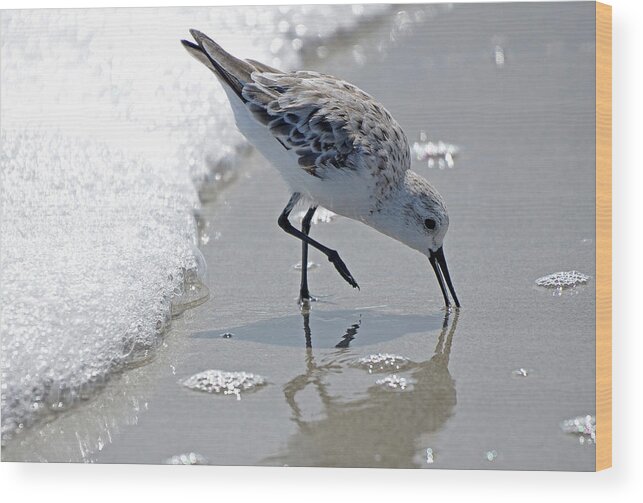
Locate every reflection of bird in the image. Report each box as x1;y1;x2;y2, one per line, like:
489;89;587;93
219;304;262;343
182;31;460;308
263;310;459;468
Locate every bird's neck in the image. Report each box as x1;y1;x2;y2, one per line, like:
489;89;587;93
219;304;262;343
373;170;428;212
364;171;421;244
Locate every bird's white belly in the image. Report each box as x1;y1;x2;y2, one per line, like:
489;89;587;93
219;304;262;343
226;90;374;218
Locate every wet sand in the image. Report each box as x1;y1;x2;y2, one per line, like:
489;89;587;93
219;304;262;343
2;3;597;470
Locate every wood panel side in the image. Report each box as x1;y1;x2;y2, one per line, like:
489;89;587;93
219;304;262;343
595;0;612;472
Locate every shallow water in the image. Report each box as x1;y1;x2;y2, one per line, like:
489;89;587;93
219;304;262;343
2;3;596;470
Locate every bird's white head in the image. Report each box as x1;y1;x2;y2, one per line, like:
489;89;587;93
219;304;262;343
369;170;460;308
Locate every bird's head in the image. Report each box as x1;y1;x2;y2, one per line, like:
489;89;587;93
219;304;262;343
370;170;460;308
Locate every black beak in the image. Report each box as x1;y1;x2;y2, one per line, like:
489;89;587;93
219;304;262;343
429;246;461;308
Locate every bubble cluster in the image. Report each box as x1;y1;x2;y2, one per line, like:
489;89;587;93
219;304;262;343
171;251;210;318
375;374;412;390
165;452;209;465
535;271;590;289
354;354;411;374
412;132;459;169
494;45;506;68
182;370;267;400
561;415;596;444
294;207;338;225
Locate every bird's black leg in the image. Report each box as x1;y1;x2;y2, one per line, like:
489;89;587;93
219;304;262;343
278;193;359;291
299;206;317;303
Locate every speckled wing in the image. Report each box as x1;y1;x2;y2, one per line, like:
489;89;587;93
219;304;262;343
241;71;411;182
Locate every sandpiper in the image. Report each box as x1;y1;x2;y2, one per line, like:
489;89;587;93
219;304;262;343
182;30;460;308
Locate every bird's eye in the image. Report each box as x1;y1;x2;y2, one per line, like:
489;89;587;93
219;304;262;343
424;218;436;230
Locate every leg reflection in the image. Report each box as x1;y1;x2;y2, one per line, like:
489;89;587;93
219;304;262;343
285;311;362;424
271;310;461;468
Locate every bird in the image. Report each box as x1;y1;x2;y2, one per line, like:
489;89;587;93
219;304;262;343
181;30;460;309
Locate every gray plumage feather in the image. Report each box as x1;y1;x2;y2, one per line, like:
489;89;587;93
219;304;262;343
181;31;410;185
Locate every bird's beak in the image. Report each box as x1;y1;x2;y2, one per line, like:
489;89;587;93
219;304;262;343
429;246;461;308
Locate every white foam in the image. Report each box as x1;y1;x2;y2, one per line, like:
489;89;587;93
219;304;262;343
535;271;590;289
561;414;596;444
165;452;208;465
182;370;266;400
0;130;205;441
353;353;412;374
412;131;459;169
485;450;498;461
375;374;413;390
294;207;338;225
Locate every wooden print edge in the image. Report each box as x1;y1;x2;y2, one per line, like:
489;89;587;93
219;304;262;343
595;0;612;472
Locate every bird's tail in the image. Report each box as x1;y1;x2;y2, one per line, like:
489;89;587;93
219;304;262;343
181;29;255;101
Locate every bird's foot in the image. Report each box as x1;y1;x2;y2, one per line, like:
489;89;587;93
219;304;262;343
298;294;319;313
298;293;318;307
327;250;360;290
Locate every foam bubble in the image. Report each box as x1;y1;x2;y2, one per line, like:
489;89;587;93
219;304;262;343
561;414;596;444
535;271;590;289
165;452;208;465
485;450;498;461
375;374;413;390
353;354;412;374
412;132;459;169
294;207;337;225
171;247;210;317
182;370;267;400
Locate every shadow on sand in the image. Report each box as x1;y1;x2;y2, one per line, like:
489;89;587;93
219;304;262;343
191;308;446;348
